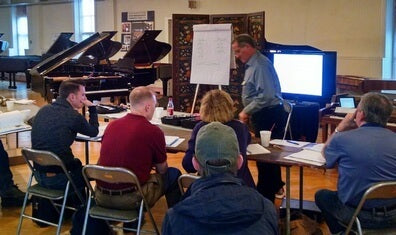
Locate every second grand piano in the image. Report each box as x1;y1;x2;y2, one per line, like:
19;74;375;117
30;30;171;102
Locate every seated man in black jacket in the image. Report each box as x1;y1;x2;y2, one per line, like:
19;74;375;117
162;122;278;235
31;80;99;190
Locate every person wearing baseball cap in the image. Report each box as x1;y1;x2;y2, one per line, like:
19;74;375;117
162;122;278;235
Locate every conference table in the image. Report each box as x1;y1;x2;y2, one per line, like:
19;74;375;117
96;111;324;235
0;102;39;165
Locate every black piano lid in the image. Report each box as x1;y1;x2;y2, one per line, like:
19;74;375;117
124;30;171;64
79;31;121;61
30;32;113;76
45;32;77;56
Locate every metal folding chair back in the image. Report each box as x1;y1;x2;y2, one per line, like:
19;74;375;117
345;181;396;235
81;165;159;235
283;100;293;140
17;148;85;235
178;174;200;195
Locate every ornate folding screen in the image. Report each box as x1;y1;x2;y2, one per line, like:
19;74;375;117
172;12;265;113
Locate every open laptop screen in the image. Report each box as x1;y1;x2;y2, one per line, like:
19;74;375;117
339;97;355;108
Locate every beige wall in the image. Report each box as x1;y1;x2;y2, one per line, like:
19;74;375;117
112;0;386;78
0;0;387;78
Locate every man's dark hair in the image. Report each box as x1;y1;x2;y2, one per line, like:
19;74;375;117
59;80;85;99
359;92;393;126
232;34;257;48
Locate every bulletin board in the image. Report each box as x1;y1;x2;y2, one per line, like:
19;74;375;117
121;11;155;51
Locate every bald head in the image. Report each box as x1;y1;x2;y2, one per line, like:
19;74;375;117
129;86;157;120
129;87;155;107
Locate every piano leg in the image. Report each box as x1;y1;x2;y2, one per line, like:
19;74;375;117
160;77;171;96
8;72;17;89
25;70;31;89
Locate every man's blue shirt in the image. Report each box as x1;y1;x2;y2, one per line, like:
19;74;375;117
324;124;396;208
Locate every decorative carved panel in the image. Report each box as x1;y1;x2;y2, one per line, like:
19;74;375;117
172;12;265;113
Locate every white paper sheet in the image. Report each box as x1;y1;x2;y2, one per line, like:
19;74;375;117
165;136;180;147
269;139;310;148
303;143;325;152
165;136;185;147
0;110;32;135
101;111;128;120
246;144;271;155
14;99;35;105
284;149;325;166
76;124;108;141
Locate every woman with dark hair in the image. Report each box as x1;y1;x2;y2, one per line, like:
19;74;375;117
182;89;255;188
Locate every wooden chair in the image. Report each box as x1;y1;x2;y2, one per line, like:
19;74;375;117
344;181;396;235
178;173;200;195
81;165;159;235
17;148;85;235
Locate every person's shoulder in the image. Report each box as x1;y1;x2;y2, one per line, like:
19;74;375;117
255;51;271;63
228;119;245;127
148;122;165;135
227;120;249;132
191;121;206;132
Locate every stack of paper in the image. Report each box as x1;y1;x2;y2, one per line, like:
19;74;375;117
284;149;325;166
246;144;271;155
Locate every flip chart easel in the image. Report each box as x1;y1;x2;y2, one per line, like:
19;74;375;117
189;23;232;114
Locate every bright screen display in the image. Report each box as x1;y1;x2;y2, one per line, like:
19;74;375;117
339;97;355;108
273;54;323;96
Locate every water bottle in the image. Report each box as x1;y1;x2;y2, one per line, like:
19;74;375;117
167;97;174;116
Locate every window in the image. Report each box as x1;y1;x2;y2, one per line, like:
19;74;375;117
9;6;29;56
74;0;95;42
382;0;396;80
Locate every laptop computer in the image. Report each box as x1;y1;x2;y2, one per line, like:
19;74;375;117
334;97;356;116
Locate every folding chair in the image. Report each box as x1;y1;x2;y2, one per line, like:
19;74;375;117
81;165;159;235
17;148;85;235
178;174;200;195
283;100;293;140
344;181;396;235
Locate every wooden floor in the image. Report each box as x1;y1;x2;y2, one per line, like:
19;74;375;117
0;81;337;234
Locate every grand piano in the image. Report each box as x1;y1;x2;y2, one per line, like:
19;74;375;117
30;30;171;102
0;32;77;89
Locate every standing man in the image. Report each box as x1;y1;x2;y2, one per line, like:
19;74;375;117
232;34;286;202
162;122;278;235
0;139;25;207
31;80;99;190
315;92;396;233
97;86;181;211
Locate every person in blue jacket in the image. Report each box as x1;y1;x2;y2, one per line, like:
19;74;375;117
163;122;278;235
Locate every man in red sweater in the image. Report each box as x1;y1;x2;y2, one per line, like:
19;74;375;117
97;86;181;210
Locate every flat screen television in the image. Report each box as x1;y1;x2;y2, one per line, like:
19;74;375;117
264;50;337;107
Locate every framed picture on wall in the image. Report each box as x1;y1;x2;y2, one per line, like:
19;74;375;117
121;44;127;52
122;34;131;45
121;22;131;33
